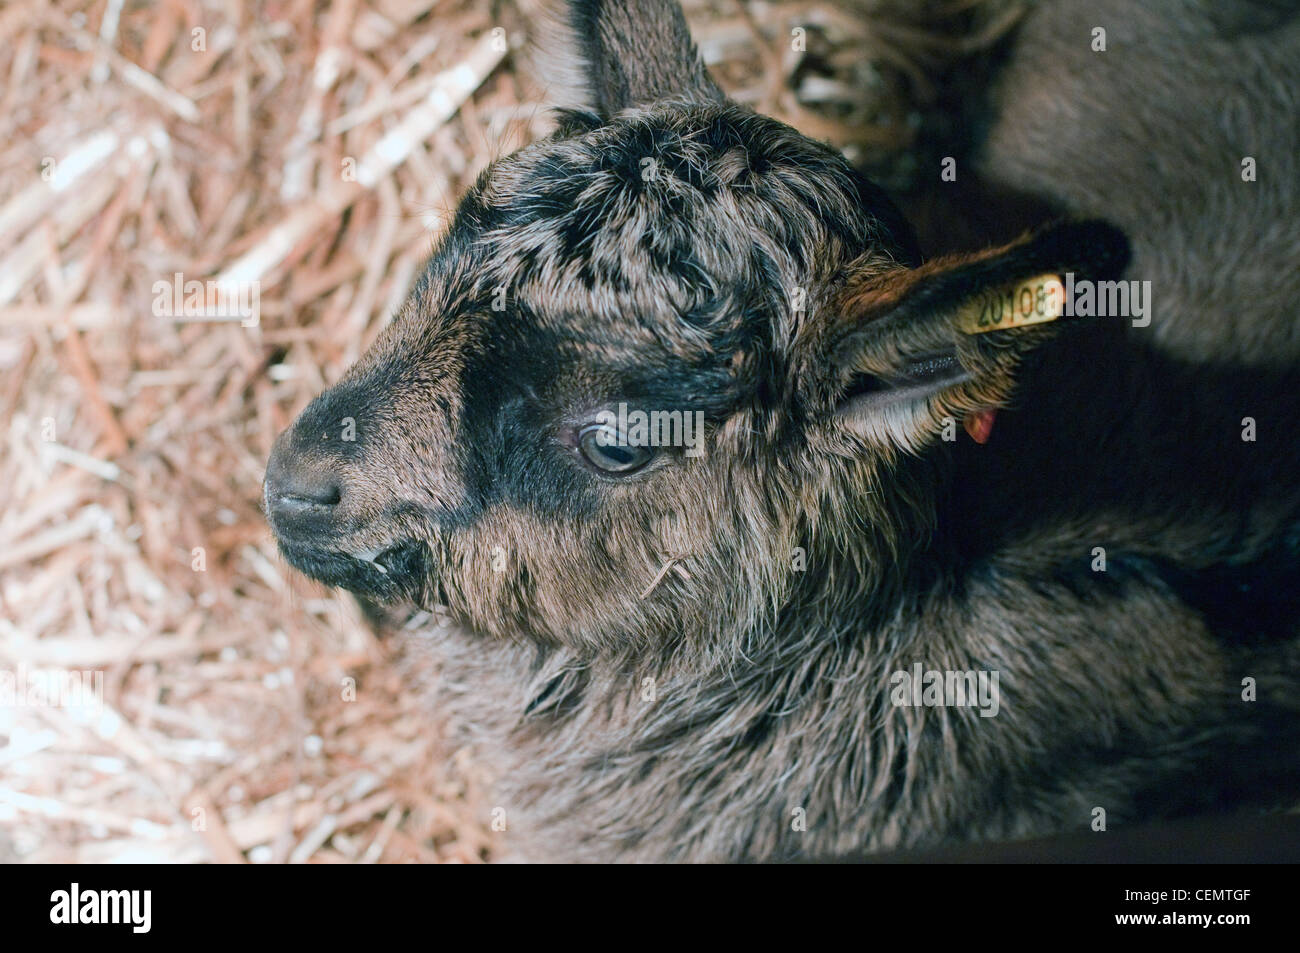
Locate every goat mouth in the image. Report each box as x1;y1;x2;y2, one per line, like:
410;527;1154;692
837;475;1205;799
350;545;396;574
276;538;428;600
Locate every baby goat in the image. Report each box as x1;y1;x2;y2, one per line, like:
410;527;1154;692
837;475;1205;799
265;0;1300;861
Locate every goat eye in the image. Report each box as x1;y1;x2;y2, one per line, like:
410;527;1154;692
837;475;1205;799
577;423;654;474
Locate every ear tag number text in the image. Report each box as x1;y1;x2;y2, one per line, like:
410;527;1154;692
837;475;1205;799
960;273;1065;334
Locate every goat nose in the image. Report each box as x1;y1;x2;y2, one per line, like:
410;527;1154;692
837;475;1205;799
265;448;345;528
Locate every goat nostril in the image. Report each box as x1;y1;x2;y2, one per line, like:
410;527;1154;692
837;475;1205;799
268;457;344;511
280;485;340;508
277;479;342;508
266;439;348;523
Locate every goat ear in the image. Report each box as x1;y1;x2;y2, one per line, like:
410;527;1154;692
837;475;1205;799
817;220;1131;452
532;0;724;118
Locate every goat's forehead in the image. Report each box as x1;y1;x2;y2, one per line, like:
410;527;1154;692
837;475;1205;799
422;107;884;360
474;107;874;272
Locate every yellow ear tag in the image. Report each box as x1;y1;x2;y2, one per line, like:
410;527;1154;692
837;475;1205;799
959;273;1066;334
